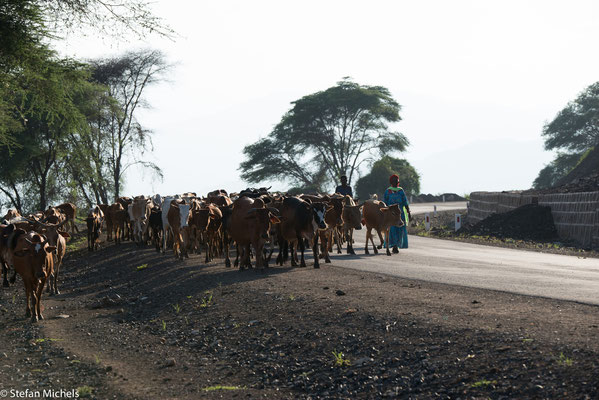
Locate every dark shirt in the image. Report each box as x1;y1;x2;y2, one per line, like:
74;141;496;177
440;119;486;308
335;185;353;197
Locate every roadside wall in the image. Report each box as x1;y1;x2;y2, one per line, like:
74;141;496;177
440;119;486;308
468;191;599;248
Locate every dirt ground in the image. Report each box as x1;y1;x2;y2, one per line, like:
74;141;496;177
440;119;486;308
1;232;599;399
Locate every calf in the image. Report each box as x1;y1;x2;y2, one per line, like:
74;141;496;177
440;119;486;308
12;231;55;322
86;206;103;251
362;200;404;256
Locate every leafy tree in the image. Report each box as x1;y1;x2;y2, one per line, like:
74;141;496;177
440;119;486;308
534;82;599;188
89;49;168;200
240;78;409;191
355;156;420;201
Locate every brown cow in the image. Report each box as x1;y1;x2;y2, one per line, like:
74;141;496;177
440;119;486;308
229;197;280;270
86;206;103;251
107;203;127;245
31;218;69;295
319;196;344;259
341;196;363;255
12;231;55;322
166;200;191;260
277;197;326;268
0;223;20;287
55;203;78;233
362;200;404;256
2;209;21;221
190;204;222;263
117;197;133;240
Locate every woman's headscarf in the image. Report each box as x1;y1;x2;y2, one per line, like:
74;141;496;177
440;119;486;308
389;174;399;187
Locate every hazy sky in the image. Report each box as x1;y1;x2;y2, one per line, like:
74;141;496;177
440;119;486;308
57;0;599;196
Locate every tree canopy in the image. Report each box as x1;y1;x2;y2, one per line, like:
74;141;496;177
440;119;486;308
240;79;409;192
355;156;420;201
534;82;599;188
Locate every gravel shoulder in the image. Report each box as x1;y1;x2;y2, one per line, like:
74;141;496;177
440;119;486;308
1;235;598;399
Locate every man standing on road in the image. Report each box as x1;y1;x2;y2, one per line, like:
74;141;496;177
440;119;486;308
335;175;353;197
384;174;411;252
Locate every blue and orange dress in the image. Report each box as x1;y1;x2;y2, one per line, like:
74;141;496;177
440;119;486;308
383;186;409;249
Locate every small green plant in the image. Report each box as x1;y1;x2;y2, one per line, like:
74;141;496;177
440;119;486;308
288;294;295;301
77;386;93;398
34;338;63;344
12;294;16;304
470;379;497;388
200;291;213;308
203;385;244;392
332;350;350;367
161;320;167;331
136;264;149;271
557;352;573;366
522;338;533;343
184;316;189;325
172;303;181;314
94;354;101;364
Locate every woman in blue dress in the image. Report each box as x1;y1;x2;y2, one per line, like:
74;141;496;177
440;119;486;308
383;174;412;251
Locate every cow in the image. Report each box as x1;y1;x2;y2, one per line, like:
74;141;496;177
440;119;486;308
44;206;66;224
55;203;78;233
160;196;175;254
117;197;133;240
107;203;127;245
276;197;326;268
229;197;279;270
0;223;20;287
362;200;404;256
341;196;363;255
12;230;55;322
166;200;191;260
86;206;103;252
2;209;21;222
98;204;110;236
131;196;152;245
148;205;163;252
190;204;222;263
321;196;345;256
31;218;69;295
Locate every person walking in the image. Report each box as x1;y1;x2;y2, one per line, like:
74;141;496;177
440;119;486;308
384;174;412;251
335;175;353;197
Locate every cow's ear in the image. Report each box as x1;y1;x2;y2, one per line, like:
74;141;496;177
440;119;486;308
380;207;389;212
46;246;57;253
59;231;70;238
269;215;281;224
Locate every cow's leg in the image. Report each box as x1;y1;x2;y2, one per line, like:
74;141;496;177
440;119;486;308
365;228;371;254
376;230;384;249
319;231;331;263
335;228;342;254
224;234;231;268
53;258;62;295
24;282;32;318
72;219;80;234
290;241;298;264
2;262;9;287
37;279;46;320
312;233;320;269
298;235;307;268
385;228;392;256
234;244;240;268
9;269;16;284
347;229;355;255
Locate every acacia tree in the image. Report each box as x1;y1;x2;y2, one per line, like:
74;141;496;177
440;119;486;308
534;82;599;188
90;49;167;200
240;79;409;191
355;156;420;201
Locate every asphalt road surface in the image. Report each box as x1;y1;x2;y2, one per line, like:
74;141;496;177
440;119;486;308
326;201;599;306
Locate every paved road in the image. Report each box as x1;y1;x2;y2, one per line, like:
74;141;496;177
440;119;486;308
324;201;599;305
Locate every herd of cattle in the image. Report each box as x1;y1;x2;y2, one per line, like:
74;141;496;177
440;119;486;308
0;188;405;322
